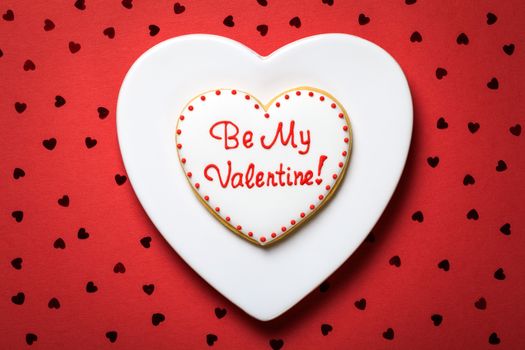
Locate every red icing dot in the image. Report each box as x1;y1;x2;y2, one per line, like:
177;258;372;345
309;204;315;210
180;115;185;121
344;137;349;143
260;237;266;243
226;216;230;222
215;90;221;95
254;104;260;109
281;226;286;232
296;91;301;96
200;96;206;101
339;162;344;168
236;225;242;230
276;102;281;108
271;232;277;238
177;144;182;149
204;195;209;201
285;94;289;100
320;96;325;101
215;207;220;212
264;113;270;118
325;185;331;191
318;195;324;200
331;103;336;109
188;105;194;111
291;220;296;225
308;91;314;97
245;95;250;100
342;151;347;157
248;232;253;237
176;129;181;135
181;158;186;164
231;90;237;95
332;174;338;180
343;125;348;131
339;113;344;118
195;183;200;189
300;212;305;218
186;172;192;177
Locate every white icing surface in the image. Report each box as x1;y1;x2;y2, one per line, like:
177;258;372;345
176;88;351;245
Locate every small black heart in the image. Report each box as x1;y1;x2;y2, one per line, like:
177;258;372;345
382;328;394;340
436;117;448;129
26;333;38;345
148;24;160;36
223;15;235;27
11;292;25;305
405;0;417;4
113;262;126;273
121;0;132;9
214;307;227;319
11;257;23;270
48;297;60;309
435;67;447;79
143;284;155;295
103;27;115;39
488;332;500;345
54;237;66;249
321;323;333;336
152;313;165;326
509;124;521;136
494;268;505;280
174;2;186;14
411;210;424;222
13;167;25;179
269;339;284;350
86;281;98;293
2;9;14;21
140;236;152;248
256;24;268;36
354;298;366;310
468;122;480;133
456;32;469;45
431;314;443;326
257;0;268;6
58;195;69;207
438;259;450;271
106;331;118;343
427;156;439;168
55;95;66;107
43;138;57;150
466;209;479;220
487;77;499;90
115;174;127;185
23;59;36;71
474;297;487;310
358;13;370;25
289;16;301;28
98;106;109;119
85;137;97;148
389;255;401;267
410;31;422;43
78;227;89;239
463;174;475;185
499;223;511;236
206;333;218;346
69;41;81;54
74;0;86;10
502;43;515;56
12;210;24;222
15;102;27;113
486;12;497;25
496;160;507;172
44;19;55;31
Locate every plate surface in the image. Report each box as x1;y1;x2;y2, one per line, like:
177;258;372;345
117;34;412;321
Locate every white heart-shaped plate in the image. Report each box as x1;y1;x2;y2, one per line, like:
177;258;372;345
117;34;412;321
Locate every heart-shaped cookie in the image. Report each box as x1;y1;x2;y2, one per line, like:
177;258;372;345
176;87;351;245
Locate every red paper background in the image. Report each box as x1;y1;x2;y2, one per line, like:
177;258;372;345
1;1;524;349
